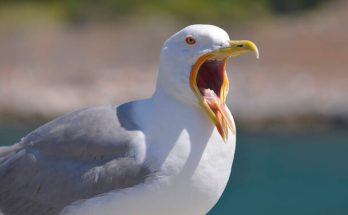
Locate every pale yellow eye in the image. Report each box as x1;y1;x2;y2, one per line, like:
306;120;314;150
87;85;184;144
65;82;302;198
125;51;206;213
185;36;196;45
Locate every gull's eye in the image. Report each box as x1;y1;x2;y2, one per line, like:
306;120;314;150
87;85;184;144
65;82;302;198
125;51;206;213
185;36;196;45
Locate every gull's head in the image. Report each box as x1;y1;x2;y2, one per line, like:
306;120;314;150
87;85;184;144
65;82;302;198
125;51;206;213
156;24;259;141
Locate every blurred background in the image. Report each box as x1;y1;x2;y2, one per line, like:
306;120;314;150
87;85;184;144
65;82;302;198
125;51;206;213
0;0;347;214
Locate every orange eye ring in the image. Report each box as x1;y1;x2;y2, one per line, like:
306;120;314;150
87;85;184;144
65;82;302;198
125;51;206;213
185;36;196;45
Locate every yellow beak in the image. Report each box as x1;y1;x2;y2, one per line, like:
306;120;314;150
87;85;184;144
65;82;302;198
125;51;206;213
190;40;259;142
213;40;259;59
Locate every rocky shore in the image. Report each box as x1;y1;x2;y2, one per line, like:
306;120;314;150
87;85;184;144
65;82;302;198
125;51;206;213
0;2;347;130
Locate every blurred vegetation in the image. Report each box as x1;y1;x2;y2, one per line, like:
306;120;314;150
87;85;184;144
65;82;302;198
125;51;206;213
0;0;329;25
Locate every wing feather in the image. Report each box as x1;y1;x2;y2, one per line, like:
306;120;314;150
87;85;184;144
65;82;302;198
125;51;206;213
0;103;150;215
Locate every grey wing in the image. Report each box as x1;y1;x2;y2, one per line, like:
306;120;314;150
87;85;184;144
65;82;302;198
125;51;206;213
0;102;150;215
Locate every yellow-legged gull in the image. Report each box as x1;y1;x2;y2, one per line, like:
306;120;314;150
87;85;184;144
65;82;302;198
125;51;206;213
0;24;258;215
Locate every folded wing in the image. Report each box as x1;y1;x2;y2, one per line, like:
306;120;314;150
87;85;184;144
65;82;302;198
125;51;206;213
0;103;150;215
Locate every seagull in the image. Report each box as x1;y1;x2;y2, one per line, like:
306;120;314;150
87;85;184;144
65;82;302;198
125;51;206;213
0;24;258;215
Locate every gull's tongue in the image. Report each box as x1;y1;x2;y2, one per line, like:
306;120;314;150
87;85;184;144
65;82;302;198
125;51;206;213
202;89;235;140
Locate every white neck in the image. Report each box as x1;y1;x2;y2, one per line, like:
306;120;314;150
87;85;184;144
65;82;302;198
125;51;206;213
131;86;219;172
140;86;215;135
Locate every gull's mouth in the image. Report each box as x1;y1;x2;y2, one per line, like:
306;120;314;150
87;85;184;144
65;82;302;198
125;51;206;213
190;55;234;142
197;59;226;101
190;40;259;142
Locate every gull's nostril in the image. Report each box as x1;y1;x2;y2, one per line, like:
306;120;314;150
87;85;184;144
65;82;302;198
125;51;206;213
236;44;244;48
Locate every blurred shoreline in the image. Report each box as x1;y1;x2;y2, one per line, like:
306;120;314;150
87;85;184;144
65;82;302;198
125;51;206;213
0;1;347;131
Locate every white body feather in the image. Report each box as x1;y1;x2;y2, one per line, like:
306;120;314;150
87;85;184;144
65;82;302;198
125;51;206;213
61;89;236;215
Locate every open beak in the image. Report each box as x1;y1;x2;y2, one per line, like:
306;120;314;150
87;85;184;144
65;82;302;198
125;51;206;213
189;40;259;142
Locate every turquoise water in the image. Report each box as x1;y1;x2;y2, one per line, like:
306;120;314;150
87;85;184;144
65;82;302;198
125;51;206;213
1;126;348;215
